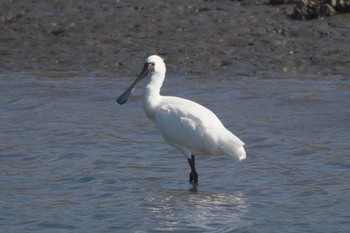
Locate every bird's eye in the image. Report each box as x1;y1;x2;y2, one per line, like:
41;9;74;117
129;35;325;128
148;62;155;70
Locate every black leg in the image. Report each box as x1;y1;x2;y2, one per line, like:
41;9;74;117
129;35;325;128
187;154;198;184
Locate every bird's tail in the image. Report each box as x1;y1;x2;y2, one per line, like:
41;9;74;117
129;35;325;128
219;129;246;161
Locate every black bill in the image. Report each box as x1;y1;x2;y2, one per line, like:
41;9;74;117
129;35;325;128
116;63;151;105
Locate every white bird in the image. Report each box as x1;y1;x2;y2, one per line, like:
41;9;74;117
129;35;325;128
117;55;246;184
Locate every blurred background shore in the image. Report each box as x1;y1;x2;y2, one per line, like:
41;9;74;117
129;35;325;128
1;0;349;77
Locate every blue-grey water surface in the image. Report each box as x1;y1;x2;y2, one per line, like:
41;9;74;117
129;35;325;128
0;72;349;232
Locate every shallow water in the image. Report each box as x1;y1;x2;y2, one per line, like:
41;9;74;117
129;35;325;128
0;72;349;232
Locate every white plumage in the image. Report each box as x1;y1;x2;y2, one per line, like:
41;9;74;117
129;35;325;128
117;55;246;184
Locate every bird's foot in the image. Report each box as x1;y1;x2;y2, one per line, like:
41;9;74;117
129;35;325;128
189;170;198;185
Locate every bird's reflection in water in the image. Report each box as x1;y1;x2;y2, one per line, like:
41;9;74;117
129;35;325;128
144;187;249;231
188;184;198;193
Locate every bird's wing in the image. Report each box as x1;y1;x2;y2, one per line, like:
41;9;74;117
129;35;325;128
154;97;226;156
154;96;246;160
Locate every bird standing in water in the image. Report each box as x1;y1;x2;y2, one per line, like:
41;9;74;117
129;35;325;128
117;55;246;184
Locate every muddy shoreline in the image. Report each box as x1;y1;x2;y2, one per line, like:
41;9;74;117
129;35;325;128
1;0;349;77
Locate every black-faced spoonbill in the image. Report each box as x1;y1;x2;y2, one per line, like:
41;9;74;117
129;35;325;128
117;55;246;184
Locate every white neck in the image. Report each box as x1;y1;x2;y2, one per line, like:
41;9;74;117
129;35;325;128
142;71;165;120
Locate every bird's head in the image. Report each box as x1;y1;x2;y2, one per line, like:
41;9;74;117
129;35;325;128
117;55;165;105
145;55;166;75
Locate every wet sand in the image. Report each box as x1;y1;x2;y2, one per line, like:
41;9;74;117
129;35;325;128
1;0;349;77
